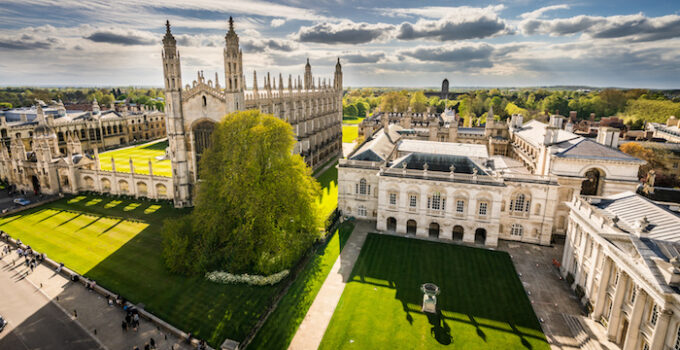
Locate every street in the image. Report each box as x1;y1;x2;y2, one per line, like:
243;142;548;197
0;252;102;350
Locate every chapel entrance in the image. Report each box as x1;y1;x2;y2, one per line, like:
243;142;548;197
406;220;417;235
474;228;486;245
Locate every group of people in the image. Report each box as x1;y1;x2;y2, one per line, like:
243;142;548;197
14;242;44;272
122;305;141;332
131;337;156;350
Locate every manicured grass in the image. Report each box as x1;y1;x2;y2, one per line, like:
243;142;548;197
342;125;358;143
342;116;365;125
315;162;338;221
100;139;171;177
0;195;281;346
248;221;355;349
319;234;550;350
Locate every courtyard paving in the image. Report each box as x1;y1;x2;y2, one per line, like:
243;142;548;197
498;240;619;350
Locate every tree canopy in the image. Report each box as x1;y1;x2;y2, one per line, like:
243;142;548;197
162;110;323;275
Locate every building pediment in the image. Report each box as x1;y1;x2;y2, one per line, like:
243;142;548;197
182;82;225;103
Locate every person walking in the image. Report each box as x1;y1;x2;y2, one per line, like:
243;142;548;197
121;320;127;332
149;338;156;349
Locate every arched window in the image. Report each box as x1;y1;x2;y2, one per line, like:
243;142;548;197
357;179;368;195
202;95;207;107
511;224;523;236
510;193;530;214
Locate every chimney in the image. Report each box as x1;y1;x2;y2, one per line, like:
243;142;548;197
596;126;619;148
569;111;577;121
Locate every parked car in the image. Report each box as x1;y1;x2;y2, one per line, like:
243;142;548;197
0;315;6;332
13;198;30;206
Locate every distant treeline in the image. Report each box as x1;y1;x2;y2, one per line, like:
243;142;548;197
0;87;165;111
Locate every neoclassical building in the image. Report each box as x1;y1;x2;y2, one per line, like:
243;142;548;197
162;18;343;207
562;192;680;350
339;113;644;246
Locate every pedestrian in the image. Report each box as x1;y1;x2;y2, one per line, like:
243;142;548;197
125;313;132;326
56;262;64;273
133;346;139;350
149;337;156;349
17;247;23;257
122;320;127;332
144;343;150;350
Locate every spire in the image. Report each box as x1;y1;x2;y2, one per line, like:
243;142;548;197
336;57;341;71
163;20;176;47
229;16;234;33
306;57;310;67
253;70;258;93
288;74;293;92
279;73;284;91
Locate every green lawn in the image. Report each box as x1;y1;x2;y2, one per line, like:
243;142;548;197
100;140;172;177
319;234;549;350
248;221;355;349
342;116;365;125
342;125;358;143
315;162;338;221
0;195;281;346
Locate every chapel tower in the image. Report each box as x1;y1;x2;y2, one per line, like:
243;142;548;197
162;20;192;207
304;58;313;90
223;17;245;112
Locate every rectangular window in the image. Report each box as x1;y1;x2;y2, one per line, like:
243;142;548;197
479;202;488;216
650;304;659;326
409;195;417;208
358;206;367;217
389;193;397;205
456;200;465;213
642;340;650;350
673;325;680;350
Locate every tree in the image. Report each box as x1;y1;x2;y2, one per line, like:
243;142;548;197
0;102;12;109
355;101;369;117
379;91;408;113
343;104;358;118
409;91;428;113
162;110;323;275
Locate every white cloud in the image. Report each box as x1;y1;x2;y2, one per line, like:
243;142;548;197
381;5;505;20
295;21;394;44
271;19;285;27
519;4;570;20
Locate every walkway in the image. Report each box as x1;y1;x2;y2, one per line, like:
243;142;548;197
288;220;373;350
0;242;192;350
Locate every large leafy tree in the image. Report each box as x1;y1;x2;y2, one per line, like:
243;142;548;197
163;110;323;275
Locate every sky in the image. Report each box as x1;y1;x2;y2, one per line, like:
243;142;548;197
0;0;679;89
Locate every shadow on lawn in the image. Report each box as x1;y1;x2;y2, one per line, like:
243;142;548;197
141;140;168;151
348;234;546;349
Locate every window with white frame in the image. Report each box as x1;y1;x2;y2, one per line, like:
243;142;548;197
673;325;680;350
628;282;637;304
409;194;417;208
478;202;488;216
510;193;530;214
389;193;397;205
357;205;367;217
649;304;659;326
456;200;465;214
358;179;368;195
511;224;523;236
642;339;650;350
428;192;444;211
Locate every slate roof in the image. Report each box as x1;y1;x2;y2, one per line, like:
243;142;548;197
391;152;487;174
349;125;403;162
397;140;489;159
555;138;645;163
514;119;580;147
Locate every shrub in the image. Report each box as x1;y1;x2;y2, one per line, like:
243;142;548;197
205;270;289;286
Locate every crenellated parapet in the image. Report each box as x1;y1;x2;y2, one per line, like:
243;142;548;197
182;71;225;102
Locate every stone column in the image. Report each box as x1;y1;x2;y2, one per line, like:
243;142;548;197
650;309;673;350
607;273;629;341
561;238;575;277
623;290;647;350
592;257;613;320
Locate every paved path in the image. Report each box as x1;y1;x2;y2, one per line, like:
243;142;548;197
288;220;373;350
0;243;192;350
0;251;101;350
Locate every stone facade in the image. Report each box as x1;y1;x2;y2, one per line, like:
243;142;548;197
162;19;343;207
340;112;644;247
562;192;680;350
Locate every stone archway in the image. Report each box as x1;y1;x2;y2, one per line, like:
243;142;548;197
406;220;417;235
580;168;604;196
475;228;486;245
452;225;464;241
31;175;40;195
386;217;397;232
429;222;440;238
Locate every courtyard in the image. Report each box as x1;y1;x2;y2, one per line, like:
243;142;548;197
0;161;340;348
99;139;172;177
318;233;550;349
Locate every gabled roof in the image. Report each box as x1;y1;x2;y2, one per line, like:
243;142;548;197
514;119;580;147
349;125;403;162
555;138;645;163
